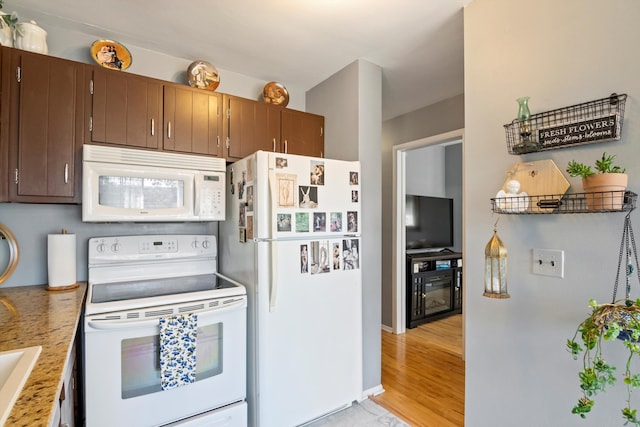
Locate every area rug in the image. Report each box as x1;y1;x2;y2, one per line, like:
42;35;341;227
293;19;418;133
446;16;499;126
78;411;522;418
305;399;411;427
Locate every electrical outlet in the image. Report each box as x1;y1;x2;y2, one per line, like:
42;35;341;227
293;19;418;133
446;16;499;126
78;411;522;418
532;248;564;278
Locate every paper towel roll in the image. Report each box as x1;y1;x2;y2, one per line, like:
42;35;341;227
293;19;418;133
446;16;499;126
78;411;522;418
47;232;77;289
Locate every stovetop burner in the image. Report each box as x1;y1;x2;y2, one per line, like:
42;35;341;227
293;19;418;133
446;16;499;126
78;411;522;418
85;234;245;316
91;273;242;304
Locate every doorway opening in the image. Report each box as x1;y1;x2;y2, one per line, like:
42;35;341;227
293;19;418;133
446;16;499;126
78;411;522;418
391;128;464;335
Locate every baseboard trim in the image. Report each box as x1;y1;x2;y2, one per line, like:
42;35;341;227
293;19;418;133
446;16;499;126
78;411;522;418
381;324;392;333
361;384;385;400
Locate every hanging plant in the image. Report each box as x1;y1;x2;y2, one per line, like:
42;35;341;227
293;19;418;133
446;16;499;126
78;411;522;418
567;213;640;425
567;299;640;423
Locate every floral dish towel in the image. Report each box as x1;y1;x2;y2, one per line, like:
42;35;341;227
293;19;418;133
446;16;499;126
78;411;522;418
159;313;198;390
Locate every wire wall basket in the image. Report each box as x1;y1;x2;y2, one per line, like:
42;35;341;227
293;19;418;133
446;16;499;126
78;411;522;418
504;93;627;155
491;191;637;215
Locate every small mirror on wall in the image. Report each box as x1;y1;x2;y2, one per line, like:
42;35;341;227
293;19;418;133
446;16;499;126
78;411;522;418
0;224;19;285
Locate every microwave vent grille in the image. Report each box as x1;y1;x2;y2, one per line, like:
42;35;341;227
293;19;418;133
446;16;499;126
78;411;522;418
83;145;225;172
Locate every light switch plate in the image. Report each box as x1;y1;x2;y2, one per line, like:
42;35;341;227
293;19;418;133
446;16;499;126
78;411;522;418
532;248;564;278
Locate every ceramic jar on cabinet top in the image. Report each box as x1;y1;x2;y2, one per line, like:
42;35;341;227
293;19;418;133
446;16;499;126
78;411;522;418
14;20;48;54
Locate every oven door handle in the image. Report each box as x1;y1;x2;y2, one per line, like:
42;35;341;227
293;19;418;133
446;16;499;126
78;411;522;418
87;298;246;330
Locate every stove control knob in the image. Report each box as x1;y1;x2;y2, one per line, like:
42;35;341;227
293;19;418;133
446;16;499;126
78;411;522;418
192;240;199;249
96;243;106;253
111;243;121;253
202;240;210;249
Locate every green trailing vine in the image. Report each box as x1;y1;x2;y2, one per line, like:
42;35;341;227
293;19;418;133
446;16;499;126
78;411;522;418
567;299;640;425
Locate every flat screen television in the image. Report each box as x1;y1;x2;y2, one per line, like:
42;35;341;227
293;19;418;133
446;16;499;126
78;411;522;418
405;195;453;251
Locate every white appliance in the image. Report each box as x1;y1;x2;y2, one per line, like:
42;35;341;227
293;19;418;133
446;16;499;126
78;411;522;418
218;151;363;427
84;234;247;427
82;145;226;222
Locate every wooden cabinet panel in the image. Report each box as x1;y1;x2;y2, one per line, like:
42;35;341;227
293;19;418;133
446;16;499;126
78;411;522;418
89;67;162;149
0;47;8;201
0;46;325;196
258;102;281;154
163;85;223;157
8;49;82;202
223;95;279;161
281;109;324;158
223;96;324;162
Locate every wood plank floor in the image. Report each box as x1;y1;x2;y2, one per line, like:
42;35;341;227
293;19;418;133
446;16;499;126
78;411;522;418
371;314;464;427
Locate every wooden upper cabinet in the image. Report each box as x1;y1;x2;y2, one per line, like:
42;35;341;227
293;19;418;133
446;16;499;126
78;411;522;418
8;49;83;202
88;66;162;149
223;94;280;161
0;48;7;201
163;84;223;157
223;96;325;161
281;109;324;158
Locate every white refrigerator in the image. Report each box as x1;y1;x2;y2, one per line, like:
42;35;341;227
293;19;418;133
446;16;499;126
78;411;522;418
218;150;363;427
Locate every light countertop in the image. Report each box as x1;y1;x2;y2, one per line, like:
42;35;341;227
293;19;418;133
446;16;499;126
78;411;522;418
0;283;86;427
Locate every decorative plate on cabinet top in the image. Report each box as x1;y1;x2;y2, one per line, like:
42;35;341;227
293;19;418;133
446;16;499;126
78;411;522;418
187;61;220;91
90;39;132;70
263;82;289;107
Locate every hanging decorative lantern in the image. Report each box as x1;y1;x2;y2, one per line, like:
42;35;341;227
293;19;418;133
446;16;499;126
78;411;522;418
484;221;509;298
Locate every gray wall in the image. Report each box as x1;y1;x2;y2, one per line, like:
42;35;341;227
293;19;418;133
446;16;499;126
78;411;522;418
380;95;464;326
464;0;640;425
307;60;383;394
406;145;446;197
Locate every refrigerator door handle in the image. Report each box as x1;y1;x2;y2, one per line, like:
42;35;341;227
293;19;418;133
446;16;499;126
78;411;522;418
267;162;279;311
267;165;277;239
270;239;279;312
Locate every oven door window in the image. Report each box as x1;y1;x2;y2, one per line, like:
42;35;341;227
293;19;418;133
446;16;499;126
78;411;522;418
99;176;184;210
121;323;223;399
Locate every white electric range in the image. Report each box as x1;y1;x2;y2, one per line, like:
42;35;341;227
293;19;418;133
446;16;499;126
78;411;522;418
83;234;247;427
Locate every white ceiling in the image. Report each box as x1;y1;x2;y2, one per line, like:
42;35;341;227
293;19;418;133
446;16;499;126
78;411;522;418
4;0;470;121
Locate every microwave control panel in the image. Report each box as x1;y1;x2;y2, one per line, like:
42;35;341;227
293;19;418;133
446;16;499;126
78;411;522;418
196;172;225;221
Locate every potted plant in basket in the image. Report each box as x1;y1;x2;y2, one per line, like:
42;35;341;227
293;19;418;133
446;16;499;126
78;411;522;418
567;213;640;425
566;152;628;210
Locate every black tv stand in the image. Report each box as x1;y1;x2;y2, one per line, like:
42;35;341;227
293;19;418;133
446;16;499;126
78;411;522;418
406;251;462;329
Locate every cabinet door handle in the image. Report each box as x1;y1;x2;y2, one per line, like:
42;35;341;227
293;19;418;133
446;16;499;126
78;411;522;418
167;121;171;139
64;164;69;184
216;135;220;148
272;138;276;152
284;139;288;153
150;118;155;136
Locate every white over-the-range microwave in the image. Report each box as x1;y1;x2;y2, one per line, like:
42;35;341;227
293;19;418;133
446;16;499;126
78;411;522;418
82;145;226;222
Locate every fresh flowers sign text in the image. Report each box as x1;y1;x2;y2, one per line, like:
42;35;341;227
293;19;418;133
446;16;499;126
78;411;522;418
537;115;619;147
